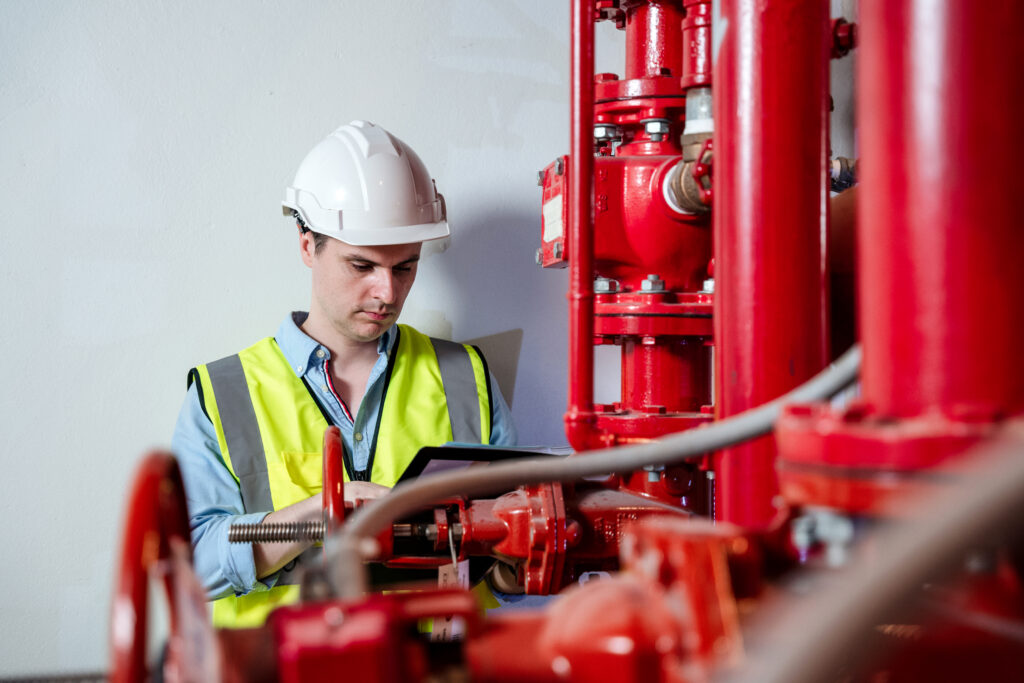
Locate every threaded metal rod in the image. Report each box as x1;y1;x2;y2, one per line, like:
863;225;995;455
228;520;325;543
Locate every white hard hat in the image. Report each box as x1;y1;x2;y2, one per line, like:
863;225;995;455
282;120;449;246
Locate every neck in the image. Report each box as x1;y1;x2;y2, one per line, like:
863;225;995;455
301;310;382;367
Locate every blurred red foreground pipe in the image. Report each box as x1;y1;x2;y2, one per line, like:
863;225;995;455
713;0;829;526
858;0;1024;421
565;0;598;450
110;453;192;683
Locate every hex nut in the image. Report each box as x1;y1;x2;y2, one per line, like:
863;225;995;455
640;274;665;292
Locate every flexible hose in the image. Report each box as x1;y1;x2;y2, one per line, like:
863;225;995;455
726;422;1024;683
327;345;862;597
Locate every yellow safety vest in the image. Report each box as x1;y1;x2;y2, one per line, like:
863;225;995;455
189;324;493;628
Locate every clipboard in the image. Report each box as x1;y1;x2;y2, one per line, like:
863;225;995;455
396;445;559;483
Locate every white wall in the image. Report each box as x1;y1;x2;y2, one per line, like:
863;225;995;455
0;1;854;675
0;1;588;675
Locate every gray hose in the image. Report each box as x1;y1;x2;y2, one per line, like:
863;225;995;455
328;345;862;597
725;423;1024;683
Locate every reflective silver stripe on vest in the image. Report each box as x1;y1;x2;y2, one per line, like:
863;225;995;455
206;354;274;512
429;338;482;443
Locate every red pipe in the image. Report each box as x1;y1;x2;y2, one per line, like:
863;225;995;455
624;0;685;80
622;338;710;413
681;0;713;89
713;0;829;527
565;0;598;451
858;0;1024;421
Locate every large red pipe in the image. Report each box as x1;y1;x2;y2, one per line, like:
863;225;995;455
565;0;598;450
858;1;1024;421
713;0;829;526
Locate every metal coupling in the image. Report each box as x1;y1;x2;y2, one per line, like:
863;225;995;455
229;520;325;544
666;137;713;214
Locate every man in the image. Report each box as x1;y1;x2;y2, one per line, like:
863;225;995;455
172;120;517;628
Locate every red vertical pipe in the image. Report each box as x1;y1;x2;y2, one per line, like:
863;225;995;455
858;1;1024;421
624;1;685;80
713;0;829;526
681;0;713;89
565;0;598;450
622;340;710;412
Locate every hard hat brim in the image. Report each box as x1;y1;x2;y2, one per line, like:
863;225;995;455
317;220;450;247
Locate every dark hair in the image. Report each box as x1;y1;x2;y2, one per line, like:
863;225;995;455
292;211;328;254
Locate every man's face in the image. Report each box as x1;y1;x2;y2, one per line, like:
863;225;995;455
301;233;422;344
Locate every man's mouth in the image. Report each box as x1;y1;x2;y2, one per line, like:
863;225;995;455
362;310;391;322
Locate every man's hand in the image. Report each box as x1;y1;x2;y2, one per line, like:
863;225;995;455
345;481;391;506
253;482;392;579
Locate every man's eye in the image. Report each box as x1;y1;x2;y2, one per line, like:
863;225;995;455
394;266;412;275
352;263;374;273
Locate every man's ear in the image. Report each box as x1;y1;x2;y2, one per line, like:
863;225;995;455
299;230;316;268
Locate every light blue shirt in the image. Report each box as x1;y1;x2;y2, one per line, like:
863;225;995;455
171;312;518;598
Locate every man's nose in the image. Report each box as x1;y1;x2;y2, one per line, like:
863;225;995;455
370;269;397;304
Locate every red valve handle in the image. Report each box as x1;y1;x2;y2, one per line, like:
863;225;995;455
691;137;714;206
109;453;195;683
323;426;346;539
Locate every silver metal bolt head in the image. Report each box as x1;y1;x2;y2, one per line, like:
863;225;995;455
640;273;665;292
643;119;671;136
594;123;619;141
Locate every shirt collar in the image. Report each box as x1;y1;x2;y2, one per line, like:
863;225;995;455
275;311;396;377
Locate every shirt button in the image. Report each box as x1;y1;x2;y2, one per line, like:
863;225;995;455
315;349;326;359
296;366;303;374
354;432;363;442
320;384;328;392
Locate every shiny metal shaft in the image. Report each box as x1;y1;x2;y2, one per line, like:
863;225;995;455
228;520;324;543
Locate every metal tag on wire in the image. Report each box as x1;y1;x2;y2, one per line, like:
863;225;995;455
432;522;470;640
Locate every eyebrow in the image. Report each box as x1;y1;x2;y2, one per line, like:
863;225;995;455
344;255;420;268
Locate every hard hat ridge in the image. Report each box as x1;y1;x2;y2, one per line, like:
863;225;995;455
333;119;401;160
282;120;450;246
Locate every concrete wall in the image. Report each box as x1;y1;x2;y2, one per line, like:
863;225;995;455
0;1;853;675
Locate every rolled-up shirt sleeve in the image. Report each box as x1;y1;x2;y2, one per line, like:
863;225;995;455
171;382;274;599
487;371;518;447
